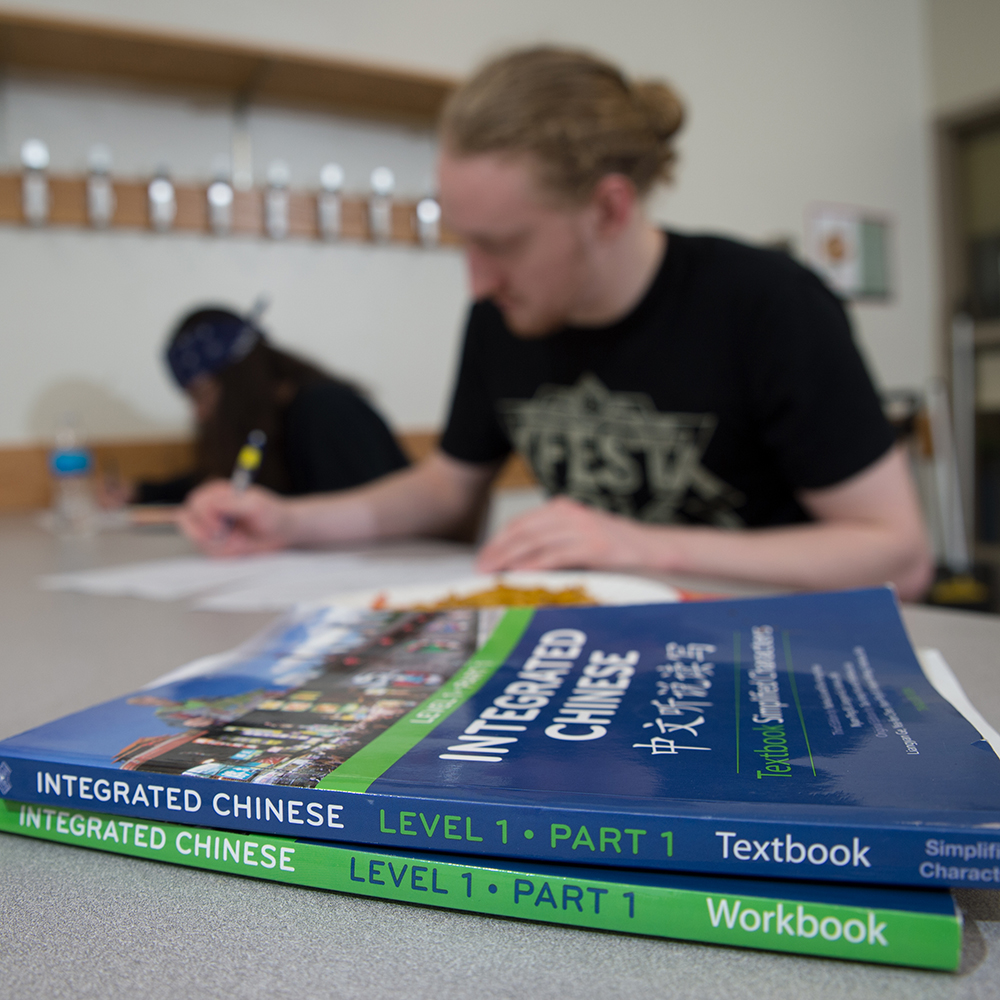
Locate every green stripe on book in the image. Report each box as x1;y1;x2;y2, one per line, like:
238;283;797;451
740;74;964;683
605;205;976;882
316;607;536;793
0;799;963;971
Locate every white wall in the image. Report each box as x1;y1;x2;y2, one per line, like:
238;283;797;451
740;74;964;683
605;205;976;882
0;0;938;445
0;72;440;191
925;0;1000;115
0;228;467;440
0;69;462;442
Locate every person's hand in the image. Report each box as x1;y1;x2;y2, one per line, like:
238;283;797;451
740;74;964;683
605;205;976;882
177;479;293;557
477;495;669;572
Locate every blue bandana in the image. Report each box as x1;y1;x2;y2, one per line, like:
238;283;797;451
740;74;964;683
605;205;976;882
166;310;261;388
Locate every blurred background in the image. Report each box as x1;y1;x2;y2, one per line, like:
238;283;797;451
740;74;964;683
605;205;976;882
0;0;998;596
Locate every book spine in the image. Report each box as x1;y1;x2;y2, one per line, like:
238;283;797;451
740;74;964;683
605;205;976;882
3;753;998;889
0;799;960;971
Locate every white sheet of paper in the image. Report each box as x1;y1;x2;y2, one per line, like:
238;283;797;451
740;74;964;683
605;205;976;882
194;554;477;611
40;555;275;600
918;647;1000;758
40;550;477;611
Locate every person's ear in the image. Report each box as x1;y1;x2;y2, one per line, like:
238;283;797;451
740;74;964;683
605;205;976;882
589;173;638;239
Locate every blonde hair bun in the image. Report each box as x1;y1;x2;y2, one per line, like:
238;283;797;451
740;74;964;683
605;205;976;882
631;80;685;143
441;46;686;201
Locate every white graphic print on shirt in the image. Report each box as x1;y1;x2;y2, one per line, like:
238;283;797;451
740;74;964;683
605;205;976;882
501;374;746;526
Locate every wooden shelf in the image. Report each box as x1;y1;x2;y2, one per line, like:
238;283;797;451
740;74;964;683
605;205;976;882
0;433;536;513
0;170;458;245
0;10;457;126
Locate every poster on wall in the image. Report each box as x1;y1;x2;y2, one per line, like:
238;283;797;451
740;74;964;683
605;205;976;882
805;203;891;301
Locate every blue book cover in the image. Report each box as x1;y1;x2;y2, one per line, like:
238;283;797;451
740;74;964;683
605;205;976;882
3;587;1000;888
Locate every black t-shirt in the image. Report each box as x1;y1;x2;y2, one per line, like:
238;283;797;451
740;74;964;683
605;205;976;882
137;381;409;503
440;231;894;528
283;380;409;495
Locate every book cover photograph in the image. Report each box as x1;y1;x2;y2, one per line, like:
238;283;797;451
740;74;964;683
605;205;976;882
3;587;1000;888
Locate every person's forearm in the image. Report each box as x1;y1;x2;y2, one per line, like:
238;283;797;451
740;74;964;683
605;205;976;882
280;452;494;548
477;448;932;598
647;520;932;600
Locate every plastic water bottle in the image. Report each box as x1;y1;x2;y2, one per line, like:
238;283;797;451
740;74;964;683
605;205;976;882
49;423;97;536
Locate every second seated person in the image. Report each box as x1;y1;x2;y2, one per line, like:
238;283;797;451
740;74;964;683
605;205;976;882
180;46;933;600
130;306;409;503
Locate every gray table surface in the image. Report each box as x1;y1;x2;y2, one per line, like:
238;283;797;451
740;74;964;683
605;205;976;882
2;514;999;1000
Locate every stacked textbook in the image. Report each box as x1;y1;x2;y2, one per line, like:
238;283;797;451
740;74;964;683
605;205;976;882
3;586;1000;970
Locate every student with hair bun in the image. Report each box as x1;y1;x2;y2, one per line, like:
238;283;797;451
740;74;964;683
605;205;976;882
115;306;408;505
181;47;932;599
